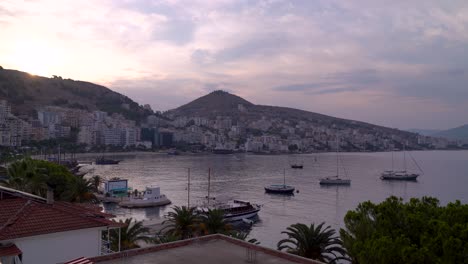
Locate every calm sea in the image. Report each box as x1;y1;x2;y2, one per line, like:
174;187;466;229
84;150;468;248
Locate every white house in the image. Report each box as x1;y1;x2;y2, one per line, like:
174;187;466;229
0;186;123;264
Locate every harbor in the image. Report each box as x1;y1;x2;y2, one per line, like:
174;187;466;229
78;150;468;248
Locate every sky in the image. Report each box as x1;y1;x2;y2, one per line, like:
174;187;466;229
1;0;468;130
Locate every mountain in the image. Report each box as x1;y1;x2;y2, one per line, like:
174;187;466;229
167;90;419;148
173;90;254;117
433;124;468;141
407;129;442;136
0;68;152;123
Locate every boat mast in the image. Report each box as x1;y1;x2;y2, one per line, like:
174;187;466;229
187;168;191;208
403;143;407;172
207;168;211;206
391;147;394;172
283;168;286;186
336;138;339;177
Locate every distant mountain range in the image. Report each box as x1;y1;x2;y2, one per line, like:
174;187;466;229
0;68;152;123
409;125;468;142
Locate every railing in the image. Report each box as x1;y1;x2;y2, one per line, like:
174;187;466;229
100;240;115;255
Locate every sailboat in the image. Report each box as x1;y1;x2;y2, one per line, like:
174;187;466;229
196;169;261;222
319;139;351;186
265;169;295;194
381;146;421;181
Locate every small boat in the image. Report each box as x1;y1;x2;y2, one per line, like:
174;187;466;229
319;139;351;186
291;164;303;169
381;170;419;181
213;149;234;154
119;186;171;208
319;177;351;185
198;200;261;222
95;157;120;165
265;169;295;194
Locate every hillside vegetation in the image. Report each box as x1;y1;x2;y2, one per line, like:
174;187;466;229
0;68;152;122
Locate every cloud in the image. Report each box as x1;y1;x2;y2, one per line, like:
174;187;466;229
1;0;468;129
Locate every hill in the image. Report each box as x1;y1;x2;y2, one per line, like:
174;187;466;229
167;90;419;149
0;68;152;123
433;124;468;141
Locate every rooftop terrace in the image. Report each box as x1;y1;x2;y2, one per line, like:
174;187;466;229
91;234;324;264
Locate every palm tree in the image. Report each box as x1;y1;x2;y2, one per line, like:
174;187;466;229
62;177;95;202
162;206;199;239
90;175;102;192
277;222;348;263
3;158;45;194
199;208;231;235
110;218;153;251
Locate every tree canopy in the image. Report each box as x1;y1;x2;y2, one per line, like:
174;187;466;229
1;158;94;202
340;196;468;264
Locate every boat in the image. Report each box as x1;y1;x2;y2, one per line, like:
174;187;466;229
319;177;351;185
119;186;171;208
197;168;260;221
197;200;261;222
319;139;351;186
213;149;234;154
95;157;121;165
265;169;295;194
291;164;303;169
381;170;419;181
380;146;422;181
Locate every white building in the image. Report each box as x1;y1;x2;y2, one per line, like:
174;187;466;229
0;186;123;264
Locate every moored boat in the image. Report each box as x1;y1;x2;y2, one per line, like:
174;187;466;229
119;186;171;208
95;157;121;165
381;170;419;181
380;146;423;181
319;138;351;186
319;177;351;185
265;169;295;194
197;200;261;222
291;164;303;169
264;185;295;194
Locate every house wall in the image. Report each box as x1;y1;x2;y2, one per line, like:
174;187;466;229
2;227;104;264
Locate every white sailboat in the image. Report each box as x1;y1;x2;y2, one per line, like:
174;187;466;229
381;145;422;181
319;139;351;186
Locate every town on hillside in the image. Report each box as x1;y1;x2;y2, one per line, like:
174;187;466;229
0;91;462;154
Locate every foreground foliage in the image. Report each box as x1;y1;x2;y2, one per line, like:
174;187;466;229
277;222;347;263
340;196;468;264
0;158;94;202
110;218;152;251
162;206;200;239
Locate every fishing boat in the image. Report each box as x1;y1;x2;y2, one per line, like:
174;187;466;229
95;157;121;165
319;139;351;186
119;186;171;208
380;146;422;181
265;169;295;194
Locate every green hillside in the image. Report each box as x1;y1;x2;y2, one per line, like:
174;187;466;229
0;68;152;123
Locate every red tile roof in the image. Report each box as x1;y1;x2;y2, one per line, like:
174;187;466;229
0;244;22;257
0;198;123;241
